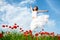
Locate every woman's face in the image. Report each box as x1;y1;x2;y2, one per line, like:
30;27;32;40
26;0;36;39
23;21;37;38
34;7;37;10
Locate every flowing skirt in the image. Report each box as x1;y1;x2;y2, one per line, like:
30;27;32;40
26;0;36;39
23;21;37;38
30;15;49;31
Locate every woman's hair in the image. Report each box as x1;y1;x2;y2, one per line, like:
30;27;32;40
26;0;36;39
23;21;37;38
33;6;38;11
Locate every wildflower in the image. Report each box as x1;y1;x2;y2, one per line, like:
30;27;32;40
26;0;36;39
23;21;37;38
21;30;24;32
50;32;54;35
6;25;8;27
24;32;28;36
17;25;19;27
35;33;39;37
0;33;3;38
9;26;11;28
23;30;29;36
2;24;5;28
35;33;39;40
13;25;17;29
29;30;32;33
29;30;32;36
40;32;45;35
23;31;29;40
11;27;14;29
20;28;22;30
50;32;54;37
45;32;49;35
26;31;29;34
20;30;24;32
14;23;17;25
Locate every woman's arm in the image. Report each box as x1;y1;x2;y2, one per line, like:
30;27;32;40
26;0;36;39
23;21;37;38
30;6;33;11
38;10;48;13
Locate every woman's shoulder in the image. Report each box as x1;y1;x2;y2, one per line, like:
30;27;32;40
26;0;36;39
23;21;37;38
32;11;38;12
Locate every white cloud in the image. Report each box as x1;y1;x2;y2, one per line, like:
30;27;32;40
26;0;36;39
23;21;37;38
20;0;35;4
18;0;36;7
0;0;33;31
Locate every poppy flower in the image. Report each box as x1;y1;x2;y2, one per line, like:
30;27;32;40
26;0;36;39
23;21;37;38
45;32;49;35
13;25;17;29
50;32;54;37
50;32;54;35
24;32;28;36
35;33;39;37
0;33;3;38
40;32;45;35
14;23;17;25
11;27;14;29
29;30;32;36
6;25;8;27
17;25;19;27
35;33;39;40
21;30;24;32
23;32;28;40
29;30;32;33
20;28;22;30
20;30;24;32
9;26;11;28
23;30;29;36
2;24;5;28
26;31;29;34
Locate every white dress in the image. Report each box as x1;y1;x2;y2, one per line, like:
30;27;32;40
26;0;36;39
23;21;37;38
30;11;49;31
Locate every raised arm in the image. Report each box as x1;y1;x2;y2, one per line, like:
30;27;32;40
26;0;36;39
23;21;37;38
30;6;33;11
38;10;48;13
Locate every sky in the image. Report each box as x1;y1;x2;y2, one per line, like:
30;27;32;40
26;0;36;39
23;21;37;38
0;0;60;34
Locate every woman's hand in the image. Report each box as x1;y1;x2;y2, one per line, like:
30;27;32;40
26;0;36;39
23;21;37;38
46;10;48;12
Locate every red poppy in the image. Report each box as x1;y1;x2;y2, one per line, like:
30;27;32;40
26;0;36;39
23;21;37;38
24;32;28;36
11;27;14;29
14;23;17;25
40;32;45;35
21;30;24;32
45;32;49;35
29;30;32;33
50;32;54;35
23;30;29;36
29;30;32;36
20;30;24;32
26;31;29;34
2;24;5;28
50;32;54;37
0;33;3;38
9;26;11;28
20;28;22;30
17;25;19;27
6;25;8;27
35;33;39;37
23;31;28;40
13;25;17;29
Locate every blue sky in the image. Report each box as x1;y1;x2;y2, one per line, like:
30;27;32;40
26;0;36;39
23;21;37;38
0;0;60;34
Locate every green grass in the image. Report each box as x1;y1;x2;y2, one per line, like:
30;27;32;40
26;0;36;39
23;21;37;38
0;32;58;40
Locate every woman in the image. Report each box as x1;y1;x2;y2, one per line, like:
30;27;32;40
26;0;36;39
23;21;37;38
30;6;49;31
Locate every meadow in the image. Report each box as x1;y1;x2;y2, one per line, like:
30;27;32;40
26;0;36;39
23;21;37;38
0;23;59;40
0;32;58;40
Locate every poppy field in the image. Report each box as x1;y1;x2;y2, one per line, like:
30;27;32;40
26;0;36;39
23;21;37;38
0;23;60;40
